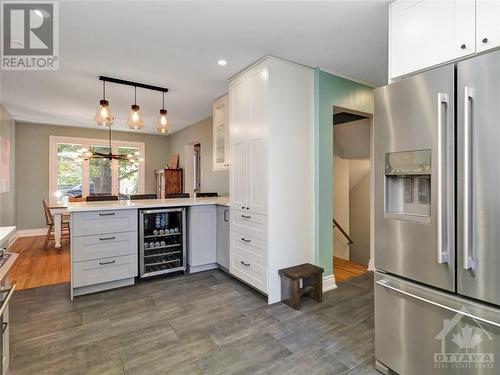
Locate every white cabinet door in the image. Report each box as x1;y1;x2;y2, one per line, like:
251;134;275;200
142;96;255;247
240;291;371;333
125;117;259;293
247;138;267;215
188;205;216;268
246;66;268;215
230;141;247;211
476;0;500;53
390;0;475;79
213;94;229;171
216;206;230;269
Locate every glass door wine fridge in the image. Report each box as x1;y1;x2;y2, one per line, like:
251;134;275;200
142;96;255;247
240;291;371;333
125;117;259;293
139;208;186;278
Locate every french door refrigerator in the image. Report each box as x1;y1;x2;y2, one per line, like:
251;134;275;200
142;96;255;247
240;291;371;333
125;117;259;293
374;50;500;375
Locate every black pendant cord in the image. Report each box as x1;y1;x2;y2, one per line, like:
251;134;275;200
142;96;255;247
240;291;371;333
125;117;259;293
102;81;106;100
134;86;137;106
162;92;165;110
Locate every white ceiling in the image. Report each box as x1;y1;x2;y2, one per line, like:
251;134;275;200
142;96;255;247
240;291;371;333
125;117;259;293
0;1;389;134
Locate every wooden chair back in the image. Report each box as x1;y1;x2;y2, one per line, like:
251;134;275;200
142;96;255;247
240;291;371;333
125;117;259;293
42;200;54;226
86;195;118;202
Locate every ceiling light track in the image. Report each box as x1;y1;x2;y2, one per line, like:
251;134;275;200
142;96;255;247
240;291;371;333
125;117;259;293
99;76;169;93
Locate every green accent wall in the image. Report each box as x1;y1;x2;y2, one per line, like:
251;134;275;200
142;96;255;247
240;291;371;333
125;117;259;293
314;68;374;276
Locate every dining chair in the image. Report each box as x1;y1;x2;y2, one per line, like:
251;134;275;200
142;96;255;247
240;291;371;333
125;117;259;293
42;200;70;250
86;195;119;202
165;193;190;199
130;194;158;200
196;192;219;197
68;197;86;202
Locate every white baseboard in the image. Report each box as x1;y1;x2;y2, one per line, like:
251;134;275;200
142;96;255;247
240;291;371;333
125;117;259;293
367;258;375;272
9;228;47;245
323;274;337;292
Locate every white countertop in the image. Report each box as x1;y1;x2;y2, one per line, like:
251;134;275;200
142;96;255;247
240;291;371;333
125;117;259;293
67;196;230;213
0;226;16;248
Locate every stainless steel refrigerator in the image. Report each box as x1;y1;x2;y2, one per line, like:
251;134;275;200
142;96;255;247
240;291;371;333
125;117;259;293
374;50;500;374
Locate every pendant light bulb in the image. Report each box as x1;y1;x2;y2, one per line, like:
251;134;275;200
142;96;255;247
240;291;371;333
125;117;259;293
155;92;170;135
127;87;144;130
95;81;113;127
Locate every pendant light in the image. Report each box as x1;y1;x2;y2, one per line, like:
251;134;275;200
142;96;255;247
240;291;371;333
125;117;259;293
155;91;170;134
127;86;144;130
94;81;113;126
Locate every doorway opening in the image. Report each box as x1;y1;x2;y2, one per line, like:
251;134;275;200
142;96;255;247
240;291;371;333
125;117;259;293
332;107;373;283
184;142;201;195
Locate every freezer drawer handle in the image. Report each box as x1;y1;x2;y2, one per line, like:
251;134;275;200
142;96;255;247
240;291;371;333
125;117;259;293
437;92;450;264
99;260;116;265
99;236;116;241
99;212;115;216
463;86;475;270
241;238;251;243
377;280;500;328
240;261;250;267
241;215;251;219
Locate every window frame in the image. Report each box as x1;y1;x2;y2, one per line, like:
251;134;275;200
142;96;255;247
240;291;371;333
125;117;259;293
49;135;146;199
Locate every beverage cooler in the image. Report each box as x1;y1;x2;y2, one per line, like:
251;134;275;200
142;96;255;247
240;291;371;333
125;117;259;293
139;208;186;278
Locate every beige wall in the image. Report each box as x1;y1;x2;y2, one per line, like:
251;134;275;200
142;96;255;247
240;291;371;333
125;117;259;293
0;105;15;227
15;122;169;229
349;171;371;266
166;117;229;196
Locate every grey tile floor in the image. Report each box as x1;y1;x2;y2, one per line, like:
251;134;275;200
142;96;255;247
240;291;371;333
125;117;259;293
9;270;378;375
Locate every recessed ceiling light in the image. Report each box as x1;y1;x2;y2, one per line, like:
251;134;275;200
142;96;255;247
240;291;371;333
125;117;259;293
217;59;228;66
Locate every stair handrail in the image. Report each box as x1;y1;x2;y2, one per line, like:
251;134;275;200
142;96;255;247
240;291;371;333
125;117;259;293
333;218;354;245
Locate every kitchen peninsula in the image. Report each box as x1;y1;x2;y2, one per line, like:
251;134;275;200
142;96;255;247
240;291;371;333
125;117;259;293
67;197;229;299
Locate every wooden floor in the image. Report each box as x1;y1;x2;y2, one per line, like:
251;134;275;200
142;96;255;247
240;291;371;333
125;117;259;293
8;235;70;290
10;270;377;375
333;256;368;283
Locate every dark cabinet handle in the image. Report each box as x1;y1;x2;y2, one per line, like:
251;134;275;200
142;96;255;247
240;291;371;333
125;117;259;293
241;238;251;243
461;44;467;49
99;260;116;265
99;236;116;241
241;206;245;209
246;207;250;210
99;212;115;216
2;322;7;334
241;215;251;219
240;261;250;267
482;37;489;43
223;209;228;222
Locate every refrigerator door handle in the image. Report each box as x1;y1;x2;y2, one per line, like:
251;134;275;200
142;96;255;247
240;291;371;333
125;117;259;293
437;92;449;264
463;86;475;270
377;279;500;328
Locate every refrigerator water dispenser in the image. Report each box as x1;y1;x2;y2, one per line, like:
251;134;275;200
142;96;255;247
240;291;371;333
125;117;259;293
385;150;431;222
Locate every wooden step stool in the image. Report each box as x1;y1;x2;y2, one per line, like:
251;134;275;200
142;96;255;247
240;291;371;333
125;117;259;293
278;263;324;310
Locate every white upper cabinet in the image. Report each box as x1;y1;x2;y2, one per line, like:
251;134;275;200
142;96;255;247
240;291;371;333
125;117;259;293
476;0;500;53
390;0;475;79
212;94;230;170
229;65;268;214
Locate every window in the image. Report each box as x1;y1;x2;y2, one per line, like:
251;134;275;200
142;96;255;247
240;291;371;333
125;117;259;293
49;136;145;201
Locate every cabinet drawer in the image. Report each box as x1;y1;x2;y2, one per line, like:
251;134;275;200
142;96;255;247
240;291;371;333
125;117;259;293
230;210;267;240
231;252;267;293
230;231;267;267
73;254;137;288
72;210;137;236
72;231;137;262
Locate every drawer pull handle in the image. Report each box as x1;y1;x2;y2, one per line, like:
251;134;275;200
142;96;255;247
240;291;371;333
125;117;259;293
99;212;116;216
241;238;251;243
99;260;116;265
240;261;250;267
99;236;116;241
241;215;251;219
